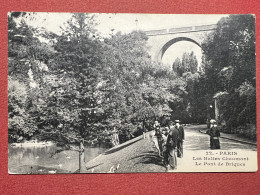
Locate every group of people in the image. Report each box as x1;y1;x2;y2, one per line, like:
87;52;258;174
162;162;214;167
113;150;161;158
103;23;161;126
143;118;220;172
152;120;185;172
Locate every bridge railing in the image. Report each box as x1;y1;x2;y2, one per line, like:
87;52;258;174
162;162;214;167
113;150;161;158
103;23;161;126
194;24;217;31
145;29;168;36
144;24;217;36
169;26;193;33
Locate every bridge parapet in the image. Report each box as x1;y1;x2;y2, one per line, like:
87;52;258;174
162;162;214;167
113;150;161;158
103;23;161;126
169;26;192;33
145;24;217;36
194;24;217;31
145;29;168;35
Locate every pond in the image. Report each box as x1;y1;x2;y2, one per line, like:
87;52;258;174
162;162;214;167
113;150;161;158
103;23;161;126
8;144;108;174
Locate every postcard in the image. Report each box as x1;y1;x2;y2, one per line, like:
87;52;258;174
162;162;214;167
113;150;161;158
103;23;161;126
8;12;257;173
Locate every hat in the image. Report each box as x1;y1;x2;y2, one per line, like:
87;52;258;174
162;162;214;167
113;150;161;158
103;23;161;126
210;119;216;124
175;120;181;123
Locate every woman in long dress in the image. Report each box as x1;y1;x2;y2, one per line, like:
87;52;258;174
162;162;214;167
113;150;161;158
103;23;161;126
154;121;163;156
207;120;220;149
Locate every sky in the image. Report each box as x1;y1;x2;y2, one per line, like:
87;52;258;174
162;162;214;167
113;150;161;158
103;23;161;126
26;13;226;36
162;41;202;68
23;13;228;66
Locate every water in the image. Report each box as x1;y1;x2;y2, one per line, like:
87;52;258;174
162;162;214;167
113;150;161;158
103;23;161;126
8;144;107;174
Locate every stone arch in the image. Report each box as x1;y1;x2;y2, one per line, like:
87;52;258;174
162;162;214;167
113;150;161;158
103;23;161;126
157;37;201;63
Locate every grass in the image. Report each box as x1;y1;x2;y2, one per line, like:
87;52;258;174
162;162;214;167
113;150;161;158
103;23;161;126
85;132;166;173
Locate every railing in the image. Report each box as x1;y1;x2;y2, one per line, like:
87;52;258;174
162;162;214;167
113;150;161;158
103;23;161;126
194;24;217;31
169;26;193;33
145;29;167;35
144;24;217;36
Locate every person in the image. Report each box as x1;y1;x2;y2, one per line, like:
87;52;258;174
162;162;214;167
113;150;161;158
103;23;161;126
114;130;120;145
111;128;120;147
207;119;220;149
141;121;147;139
207;119;214;148
161;127;169;165
175;120;184;158
154;120;163;156
165;121;179;171
111;132;116;147
97;136;102;148
206;118;210;129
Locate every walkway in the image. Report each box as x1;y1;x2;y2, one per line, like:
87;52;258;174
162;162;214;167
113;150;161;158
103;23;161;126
85;125;257;173
199;126;256;146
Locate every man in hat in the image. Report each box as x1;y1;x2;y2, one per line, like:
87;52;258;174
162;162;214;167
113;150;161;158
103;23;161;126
165;121;179;171
175;120;185;158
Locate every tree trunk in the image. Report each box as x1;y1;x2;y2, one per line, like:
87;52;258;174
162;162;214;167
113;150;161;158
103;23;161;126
79;140;87;173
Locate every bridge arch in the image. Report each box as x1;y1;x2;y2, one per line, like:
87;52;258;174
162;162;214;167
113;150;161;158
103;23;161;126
157;37;201;63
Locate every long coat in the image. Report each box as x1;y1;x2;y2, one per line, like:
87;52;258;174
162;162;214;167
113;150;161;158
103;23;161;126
175;126;184;140
175;126;184;157
165;127;179;170
208;126;221;149
166;127;179;148
209;126;220;137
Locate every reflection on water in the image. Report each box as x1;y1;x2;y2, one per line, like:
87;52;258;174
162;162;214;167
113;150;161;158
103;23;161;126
8;144;107;174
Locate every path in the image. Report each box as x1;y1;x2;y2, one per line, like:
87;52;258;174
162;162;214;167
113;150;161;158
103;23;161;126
184;125;256;151
85;125;257;173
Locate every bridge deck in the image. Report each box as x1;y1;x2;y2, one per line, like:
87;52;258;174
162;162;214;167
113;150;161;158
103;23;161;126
145;24;217;36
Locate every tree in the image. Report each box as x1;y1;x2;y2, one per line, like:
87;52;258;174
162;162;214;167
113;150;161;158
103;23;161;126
201;15;255;94
8;13;54;84
200;15;256;136
50;13;104;138
8;12;55;142
101;31;155;140
172;52;198;77
172;57;182;76
188;51;198;74
171;51;200;123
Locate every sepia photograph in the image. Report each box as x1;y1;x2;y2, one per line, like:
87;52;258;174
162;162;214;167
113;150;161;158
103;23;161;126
8;12;257;174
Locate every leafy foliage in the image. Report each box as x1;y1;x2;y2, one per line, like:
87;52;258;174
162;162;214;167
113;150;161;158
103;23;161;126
172;51;198;76
200;15;256;138
8;13;256;144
